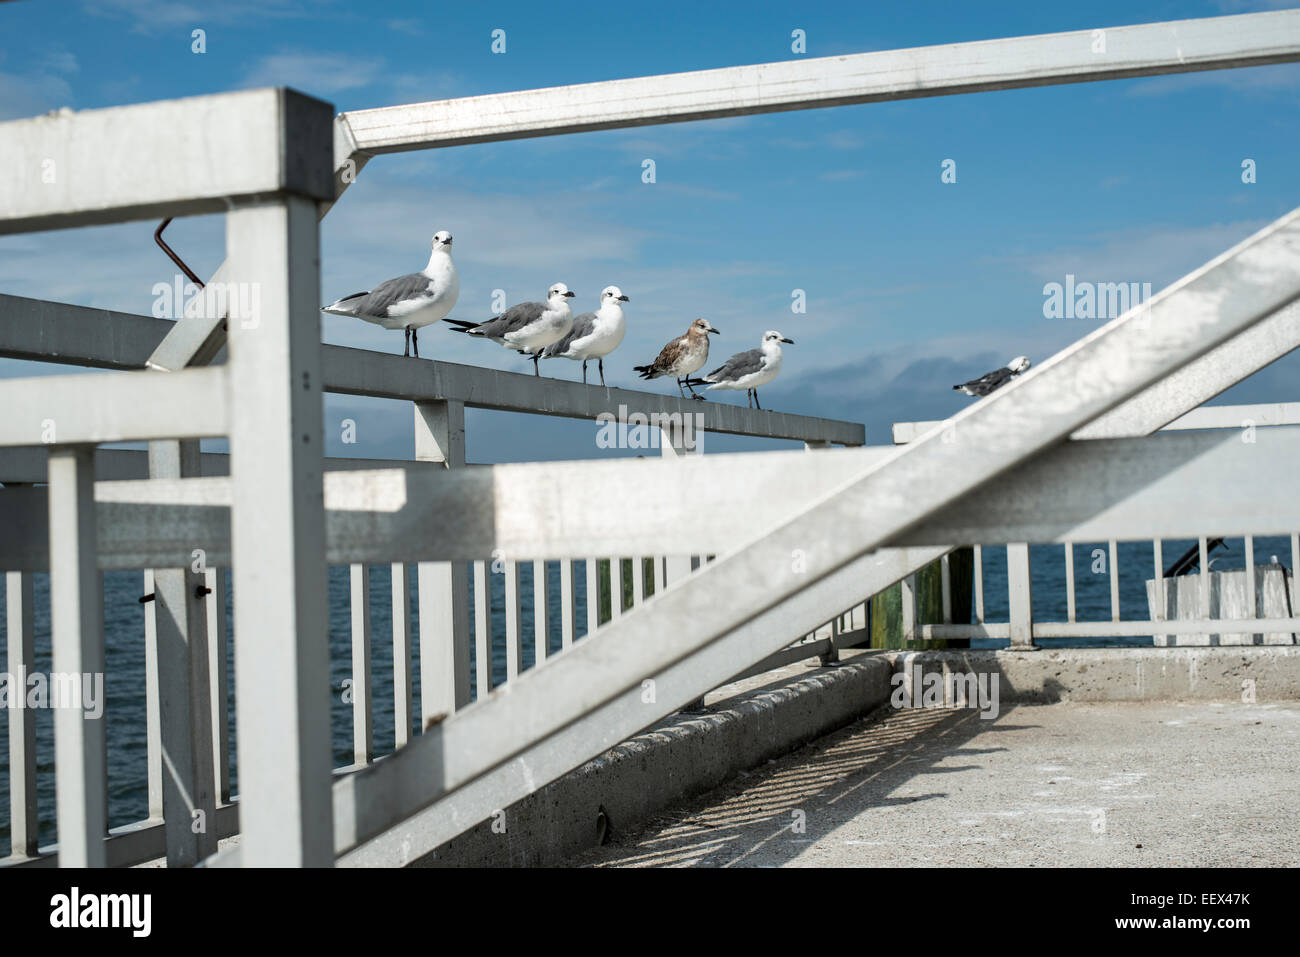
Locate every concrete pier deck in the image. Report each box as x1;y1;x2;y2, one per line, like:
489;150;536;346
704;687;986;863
572;698;1300;867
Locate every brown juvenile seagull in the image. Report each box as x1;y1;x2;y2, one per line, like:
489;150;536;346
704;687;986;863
633;318;719;399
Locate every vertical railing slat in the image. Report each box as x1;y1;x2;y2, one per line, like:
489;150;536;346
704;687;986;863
585;557;599;637
1108;540;1120;622
973;544;985;625
534;561;549;665
1199;536;1211;621
940;554;952;624
1006;542;1034;649
560;560;577;650
143;568;163;822
1152;539;1164;623
350;564;373;765
5;570;39;858
1244;535;1257;620
205;567;230;803
473;560;491;699
505;561;523;680
391;562;413;747
1064;542;1076;623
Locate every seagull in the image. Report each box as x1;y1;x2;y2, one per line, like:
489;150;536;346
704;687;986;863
633;318;719;399
539;285;629;386
952;356;1032;397
444;283;576;375
685;330;793;410
321;230;458;358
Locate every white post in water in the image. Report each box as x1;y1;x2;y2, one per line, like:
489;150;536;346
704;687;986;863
227;196;333;867
415;400;471;720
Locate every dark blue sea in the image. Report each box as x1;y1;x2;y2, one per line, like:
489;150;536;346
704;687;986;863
1;535;1292;853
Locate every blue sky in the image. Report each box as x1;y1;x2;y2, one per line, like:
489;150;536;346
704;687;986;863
2;0;1298;462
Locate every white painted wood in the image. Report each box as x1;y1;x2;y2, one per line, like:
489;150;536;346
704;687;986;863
560;560;577;650
225;198;333;868
1199;537;1211;620
1006;543;1034;649
205;567;230;803
585;558;599;637
5;570;38;857
1292;534;1300;611
0;367;227;447
533;561;549;664
145;438;215;866
505;561;523;680
391;562;412;748
0;88;333;233
340;11;1300;155
472;561;491;699
414;400;470;720
940;554;952;624
973;545;985;624
142;568;162;821
610;558;623;620
1152;540;1164;622
47;445;106;868
1064;543;1076;622
1244;536;1257;618
632;556;645;607
901;574;917;644
1109;540;1120;622
350;564;373;765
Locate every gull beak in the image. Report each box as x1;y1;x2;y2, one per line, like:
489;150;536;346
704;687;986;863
564;291;576;298
781;337;794;344
618;295;630;302
708;327;720;334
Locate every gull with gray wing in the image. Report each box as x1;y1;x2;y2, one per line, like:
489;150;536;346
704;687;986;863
321;230;458;358
685;330;793;410
540;285;629;386
445;283;576;376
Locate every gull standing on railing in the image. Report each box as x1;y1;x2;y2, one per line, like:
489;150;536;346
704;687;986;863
686;330;793;410
633;317;719;399
445;282;576;375
952;356;1032;397
539;285;629;386
321;230;459;358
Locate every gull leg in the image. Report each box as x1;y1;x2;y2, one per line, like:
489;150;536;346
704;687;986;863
746;389;753;409
413;327;420;359
599;358;606;387
532;353;541;376
753;390;762;411
676;377;686;399
403;328;410;357
582;360;588;385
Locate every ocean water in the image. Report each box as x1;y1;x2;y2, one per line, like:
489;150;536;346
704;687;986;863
1;535;1293;852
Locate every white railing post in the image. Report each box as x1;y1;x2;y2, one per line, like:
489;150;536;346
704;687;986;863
5;569;38;858
663;420;704;708
505;561;523;680
534;561;550;664
415;400;471;719
146;439;216;866
350;564;373;764
560;559;578;650
226;197;333;867
472;560;491;699
901;573;918;644
205;567;230;804
585;557;600;636
1006;543;1035;650
143;568;163;822
391;562;413;747
47;444;106;868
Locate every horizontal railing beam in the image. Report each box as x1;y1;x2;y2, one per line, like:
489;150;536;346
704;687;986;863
337;10;1300;156
4;425;1299;570
0;89;334;234
0;295;863;444
0;368;228;446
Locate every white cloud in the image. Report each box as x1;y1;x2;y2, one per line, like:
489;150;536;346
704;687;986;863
242;51;386;95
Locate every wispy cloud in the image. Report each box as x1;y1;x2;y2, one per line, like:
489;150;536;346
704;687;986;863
1124;62;1300;98
242;51;386;95
84;0;319;34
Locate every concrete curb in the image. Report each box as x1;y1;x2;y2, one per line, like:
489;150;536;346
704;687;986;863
412;651;894;867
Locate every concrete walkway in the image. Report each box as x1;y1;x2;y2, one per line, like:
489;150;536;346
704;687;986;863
572;699;1300;867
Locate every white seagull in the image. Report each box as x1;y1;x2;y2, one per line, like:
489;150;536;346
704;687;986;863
539;285;629;386
685;330;793;410
321;230;458;358
633;318;720;399
952;356;1031;397
445;283;576;376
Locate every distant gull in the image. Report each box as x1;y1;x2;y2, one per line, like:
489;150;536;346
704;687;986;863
321;230;458;358
444;283;576;376
685;329;793;410
952;356;1031;397
633;318;719;399
540;285;629;386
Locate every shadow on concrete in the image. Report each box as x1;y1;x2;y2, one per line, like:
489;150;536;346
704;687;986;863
577;700;1032;868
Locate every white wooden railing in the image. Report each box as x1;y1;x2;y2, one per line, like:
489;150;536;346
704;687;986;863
2;9;1300;869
